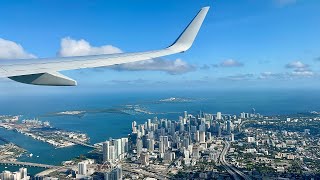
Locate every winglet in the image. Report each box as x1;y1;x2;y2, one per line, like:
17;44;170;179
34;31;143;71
168;6;210;52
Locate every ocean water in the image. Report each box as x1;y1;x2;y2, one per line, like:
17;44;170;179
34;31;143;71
0;89;320;175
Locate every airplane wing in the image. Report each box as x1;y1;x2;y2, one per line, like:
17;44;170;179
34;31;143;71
0;7;209;86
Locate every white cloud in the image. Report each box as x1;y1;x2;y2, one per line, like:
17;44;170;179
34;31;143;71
221;73;254;81
259;70;315;80
285;61;308;69
111;58;196;75
0;38;36;60
274;0;297;7
292;69;314;77
57;37;122;57
219;59;243;67
57;37;195;75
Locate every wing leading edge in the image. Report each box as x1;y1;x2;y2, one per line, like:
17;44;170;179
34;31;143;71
1;6;210;86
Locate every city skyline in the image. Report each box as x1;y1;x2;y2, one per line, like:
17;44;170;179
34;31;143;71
2;108;319;179
0;0;320;95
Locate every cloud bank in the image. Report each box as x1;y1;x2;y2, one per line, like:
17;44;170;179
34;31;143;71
111;58;196;75
220;59;244;67
213;59;244;68
0;38;36;60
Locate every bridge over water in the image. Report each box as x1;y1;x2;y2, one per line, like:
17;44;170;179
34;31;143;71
0;161;58;169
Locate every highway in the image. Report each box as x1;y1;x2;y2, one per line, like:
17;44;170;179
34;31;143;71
219;141;251;180
122;163;169;179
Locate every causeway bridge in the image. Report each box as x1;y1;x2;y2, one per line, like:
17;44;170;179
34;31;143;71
0;161;58;169
62;138;96;148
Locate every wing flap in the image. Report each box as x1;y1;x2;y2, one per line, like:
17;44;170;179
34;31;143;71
8;72;77;86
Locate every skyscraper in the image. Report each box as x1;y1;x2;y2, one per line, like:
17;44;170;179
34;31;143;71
160;136;169;150
121;138;128;154
230;133;235;142
132;121;137;133
109;145;115;162
240;112;245;119
159;140;165;154
140;153;150;166
19;168;27;180
136;138;143;156
103;141;110;162
78;162;87;175
147;119;151;130
147;138;154;152
195;130;200;142
114;139;122;159
104;166;122;180
184;111;188;119
217;112;222;120
226;120;231;134
199;131;205;143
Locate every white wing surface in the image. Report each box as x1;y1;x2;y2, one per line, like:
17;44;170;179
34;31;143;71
0;7;209;86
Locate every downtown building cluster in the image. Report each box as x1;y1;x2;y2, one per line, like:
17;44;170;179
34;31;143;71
0;168;29;180
120;110;249;167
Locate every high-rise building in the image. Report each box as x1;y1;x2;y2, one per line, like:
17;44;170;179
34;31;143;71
240;112;245;119
230;133;235;142
192;146;200;159
121;138;128;154
103;141;110;162
199;123;205;132
20;168;27;180
160;136;169;150
78;162;87;175
226;120;231;134
159;140;165;154
136;138;143;156
109;145;115;162
206;132;211;141
0;171;11;180
147;139;154;152
199;131;205;143
104;166;122;180
195;130;200;142
132;121;137;133
184;111;188;119
0;169;30;180
140;153;150;166
217;112;222;120
114;139;122;159
19;168;28;179
179;122;184;132
147;119;151;130
183;137;189;148
216;122;221;137
164;151;175;162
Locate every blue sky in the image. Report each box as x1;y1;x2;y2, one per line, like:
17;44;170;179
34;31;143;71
0;0;320;95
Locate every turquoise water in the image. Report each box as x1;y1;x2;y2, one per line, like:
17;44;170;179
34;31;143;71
1;89;320;175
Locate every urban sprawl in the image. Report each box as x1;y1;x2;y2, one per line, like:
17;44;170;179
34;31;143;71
0;109;320;180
